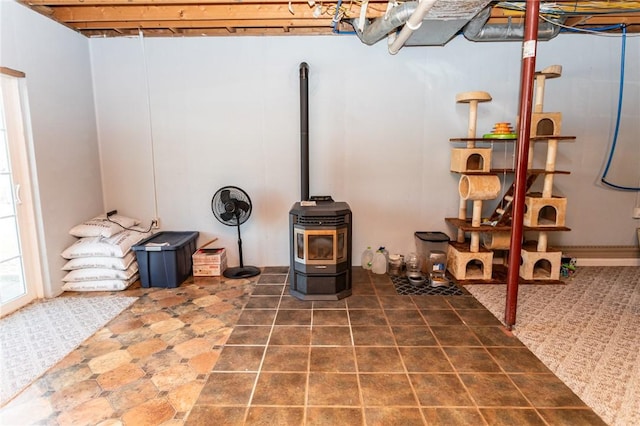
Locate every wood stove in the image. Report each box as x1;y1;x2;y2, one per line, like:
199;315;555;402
289;201;352;300
289;62;352;300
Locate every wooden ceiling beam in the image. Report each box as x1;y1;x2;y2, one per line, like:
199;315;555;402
72;18;335;29
49;4;373;22
179;26;335;35
80;26;337;36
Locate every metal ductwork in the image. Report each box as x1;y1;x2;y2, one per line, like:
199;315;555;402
463;5;564;42
351;1;564;51
351;2;418;46
351;0;493;50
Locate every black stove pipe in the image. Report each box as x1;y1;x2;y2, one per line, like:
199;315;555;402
300;62;309;202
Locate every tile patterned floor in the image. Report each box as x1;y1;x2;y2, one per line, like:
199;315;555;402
0;267;606;425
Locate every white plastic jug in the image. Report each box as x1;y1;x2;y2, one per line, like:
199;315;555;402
371;250;387;274
361;247;374;270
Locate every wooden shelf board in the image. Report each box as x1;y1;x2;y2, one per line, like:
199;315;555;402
450;136;576;143
448;265;566;285
531;135;576;141
457;168;570;175
445;218;571;232
448;240;493;253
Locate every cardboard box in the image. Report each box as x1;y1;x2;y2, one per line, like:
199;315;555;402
193;258;227;277
192;239;226;264
192;239;227;276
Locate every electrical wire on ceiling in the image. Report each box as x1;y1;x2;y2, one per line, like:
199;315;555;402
497;1;640;16
330;0;357;34
540;14;640;36
499;1;640;37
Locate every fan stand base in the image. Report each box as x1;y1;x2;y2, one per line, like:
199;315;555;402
223;265;261;279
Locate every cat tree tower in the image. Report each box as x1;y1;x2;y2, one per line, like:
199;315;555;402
520;64;567;281
447;91;498;281
446;65;572;283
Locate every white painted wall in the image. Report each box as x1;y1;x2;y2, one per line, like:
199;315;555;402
91;33;639;268
1;1;103;296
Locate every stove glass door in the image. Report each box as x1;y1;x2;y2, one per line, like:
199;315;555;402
294;227;347;265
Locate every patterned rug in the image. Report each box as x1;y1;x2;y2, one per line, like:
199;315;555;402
0;296;137;406
391;275;465;296
466;266;640;426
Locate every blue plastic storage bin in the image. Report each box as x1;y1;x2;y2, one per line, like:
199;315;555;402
133;231;199;288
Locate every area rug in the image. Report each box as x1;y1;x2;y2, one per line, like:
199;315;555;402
0;295;137;406
390;275;465;296
466;266;640;426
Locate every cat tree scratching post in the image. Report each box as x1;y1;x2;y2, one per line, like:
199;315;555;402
536;65;563;198
520;64;566;281
446;64;572;284
536;69;557;254
534;65;562;113
453;91;492;243
529;65;563;170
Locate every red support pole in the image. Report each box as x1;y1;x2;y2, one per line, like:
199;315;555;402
505;0;540;328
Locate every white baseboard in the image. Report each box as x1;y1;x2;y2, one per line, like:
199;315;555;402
558;245;640;267
576;258;640;267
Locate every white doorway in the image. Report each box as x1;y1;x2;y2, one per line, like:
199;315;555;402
0;68;43;317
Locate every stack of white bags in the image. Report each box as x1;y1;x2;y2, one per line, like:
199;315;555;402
61;214;153;291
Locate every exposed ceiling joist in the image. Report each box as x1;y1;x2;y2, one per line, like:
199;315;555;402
50;5;323;22
71;19;335;30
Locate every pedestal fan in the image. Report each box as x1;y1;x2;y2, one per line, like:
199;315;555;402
211;186;260;279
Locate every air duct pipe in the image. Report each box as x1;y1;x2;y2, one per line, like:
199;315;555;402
463;6;564;42
388;0;439;54
351;2;417;46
